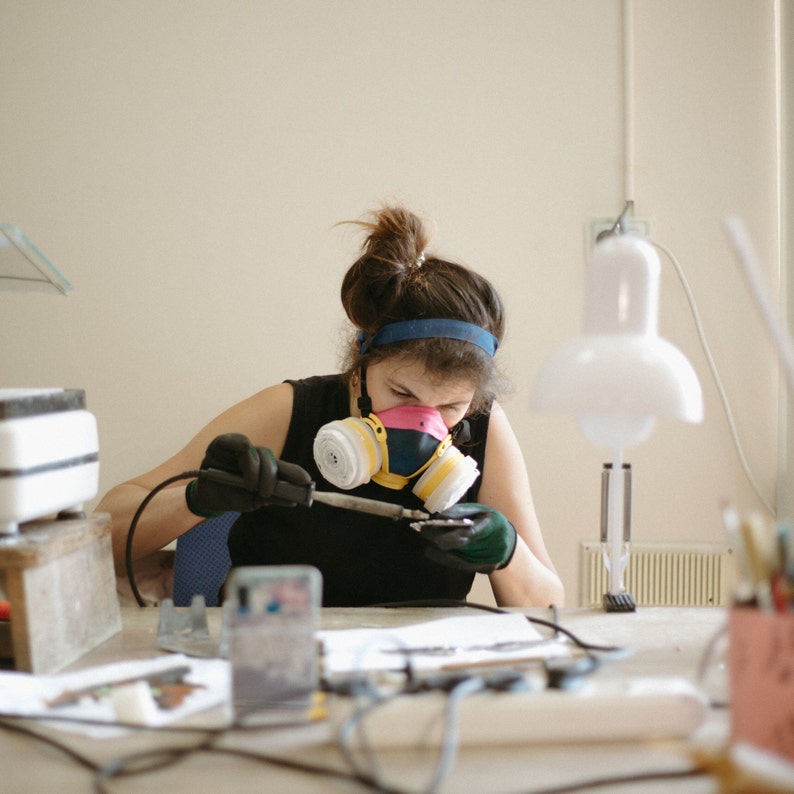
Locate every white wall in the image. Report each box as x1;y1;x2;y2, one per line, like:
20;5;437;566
1;1;780;605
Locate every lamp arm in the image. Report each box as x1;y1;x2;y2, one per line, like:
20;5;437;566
610;449;623;595
601;452;632;597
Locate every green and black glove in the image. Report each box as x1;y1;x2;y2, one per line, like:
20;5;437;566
186;433;312;516
415;502;517;574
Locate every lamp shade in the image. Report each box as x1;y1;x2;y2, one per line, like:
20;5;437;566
531;235;703;449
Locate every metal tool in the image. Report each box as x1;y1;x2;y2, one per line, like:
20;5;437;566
200;467;430;521
157;594;221;658
310;490;429;521
381;639;552;657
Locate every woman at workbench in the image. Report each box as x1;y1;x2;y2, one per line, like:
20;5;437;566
97;205;563;609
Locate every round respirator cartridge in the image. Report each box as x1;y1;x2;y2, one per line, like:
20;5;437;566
413;446;480;514
313;418;381;490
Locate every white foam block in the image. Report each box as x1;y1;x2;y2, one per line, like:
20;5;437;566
331;676;709;747
0;407;99;528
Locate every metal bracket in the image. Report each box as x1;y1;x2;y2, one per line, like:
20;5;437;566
157;595;226;658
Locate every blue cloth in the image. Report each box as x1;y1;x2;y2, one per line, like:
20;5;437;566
173;512;239;606
358;319;498;356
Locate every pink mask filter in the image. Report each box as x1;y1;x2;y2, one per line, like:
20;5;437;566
375;405;449;436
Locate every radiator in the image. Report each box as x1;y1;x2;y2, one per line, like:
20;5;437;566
579;541;735;607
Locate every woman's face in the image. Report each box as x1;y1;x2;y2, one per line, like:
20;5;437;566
362;357;476;429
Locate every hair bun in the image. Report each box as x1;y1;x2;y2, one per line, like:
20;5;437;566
340;205;433;329
359;205;432;272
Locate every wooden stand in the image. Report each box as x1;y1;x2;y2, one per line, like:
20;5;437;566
0;513;122;673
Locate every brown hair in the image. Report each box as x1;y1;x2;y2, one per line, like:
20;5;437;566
339;205;507;414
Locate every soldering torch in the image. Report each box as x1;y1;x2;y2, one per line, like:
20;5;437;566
198;465;498;572
200;467;432;522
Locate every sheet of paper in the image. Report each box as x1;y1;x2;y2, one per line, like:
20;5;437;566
0;654;230;738
318;612;570;676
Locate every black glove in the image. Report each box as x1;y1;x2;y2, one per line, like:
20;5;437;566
415;502;517;574
186;433;312;515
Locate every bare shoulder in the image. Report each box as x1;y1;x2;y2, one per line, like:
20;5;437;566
128;382;296;490
480;401;530;493
484;401;518;448
208;381;295;451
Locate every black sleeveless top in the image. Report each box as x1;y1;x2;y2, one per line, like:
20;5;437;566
227;374;491;606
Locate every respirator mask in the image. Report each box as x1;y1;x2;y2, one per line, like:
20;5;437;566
313;317;499;513
313;403;479;514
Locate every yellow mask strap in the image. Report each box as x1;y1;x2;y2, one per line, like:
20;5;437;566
341;416;381;476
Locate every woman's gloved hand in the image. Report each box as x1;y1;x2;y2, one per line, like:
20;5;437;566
186;433;312;516
415;502;517;573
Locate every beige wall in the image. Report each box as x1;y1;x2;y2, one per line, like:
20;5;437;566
1;1;780;605
780;0;794;523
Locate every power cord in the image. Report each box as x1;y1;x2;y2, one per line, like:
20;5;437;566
0;717;100;774
338;674;488;794
91;722;408;794
511;766;711;794
1;710;710;794
366;599;629;658
326;601;630;793
695;621;730;710
0;714;403;794
652;238;775;516
125;470;199;607
94;738;218;791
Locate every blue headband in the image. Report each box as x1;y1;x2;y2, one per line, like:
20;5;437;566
357;319;499;357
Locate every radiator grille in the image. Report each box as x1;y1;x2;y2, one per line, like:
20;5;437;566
579;542;735;607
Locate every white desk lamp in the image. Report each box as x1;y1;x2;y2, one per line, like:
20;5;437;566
532;232;703;610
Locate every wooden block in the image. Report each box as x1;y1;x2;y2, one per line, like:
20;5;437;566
0;621;11;661
0;514;122;673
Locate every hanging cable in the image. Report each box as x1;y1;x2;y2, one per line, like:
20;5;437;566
651;239;775;516
622;0;636;204
125;470;200;606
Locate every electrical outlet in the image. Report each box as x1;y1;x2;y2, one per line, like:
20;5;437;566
586;217;652;253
